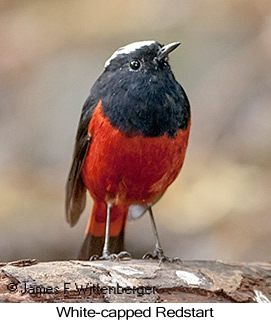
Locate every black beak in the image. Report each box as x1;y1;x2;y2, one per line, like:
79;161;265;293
157;42;181;61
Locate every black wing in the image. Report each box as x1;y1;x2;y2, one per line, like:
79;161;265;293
65;95;97;227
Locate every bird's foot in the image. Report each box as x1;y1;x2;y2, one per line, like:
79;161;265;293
142;248;181;264
89;251;132;261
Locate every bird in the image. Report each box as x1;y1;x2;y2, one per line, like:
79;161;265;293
65;40;191;261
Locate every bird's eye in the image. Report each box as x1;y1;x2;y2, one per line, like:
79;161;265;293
129;60;141;71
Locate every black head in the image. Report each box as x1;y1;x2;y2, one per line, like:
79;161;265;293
90;41;190;137
104;41;181;73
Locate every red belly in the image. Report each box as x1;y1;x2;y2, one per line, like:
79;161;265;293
81;102;190;206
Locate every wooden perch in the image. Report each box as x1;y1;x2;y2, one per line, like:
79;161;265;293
0;259;271;303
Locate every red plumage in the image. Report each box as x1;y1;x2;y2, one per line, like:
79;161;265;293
81;101;190;239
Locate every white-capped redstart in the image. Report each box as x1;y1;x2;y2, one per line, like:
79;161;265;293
65;41;190;261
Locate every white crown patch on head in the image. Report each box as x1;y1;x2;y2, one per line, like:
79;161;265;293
104;40;156;68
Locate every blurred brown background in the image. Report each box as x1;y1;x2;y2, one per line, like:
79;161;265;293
1;0;270;262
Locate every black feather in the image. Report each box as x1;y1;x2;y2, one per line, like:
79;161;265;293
90;42;190;138
65;95;97;226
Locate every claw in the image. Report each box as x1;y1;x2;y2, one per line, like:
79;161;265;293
89;254;100;261
89;251;132;262
115;251;132;260
142;253;154;260
142;248;181;264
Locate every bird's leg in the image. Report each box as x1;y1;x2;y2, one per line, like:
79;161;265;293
148;206;164;258
90;202;131;261
102;201;112;258
143;207;181;263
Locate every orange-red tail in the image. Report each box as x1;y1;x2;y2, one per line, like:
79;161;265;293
78;200;128;260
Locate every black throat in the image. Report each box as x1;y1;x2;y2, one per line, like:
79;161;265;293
90;54;190;138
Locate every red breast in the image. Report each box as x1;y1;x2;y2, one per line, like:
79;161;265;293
81;101;190;206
